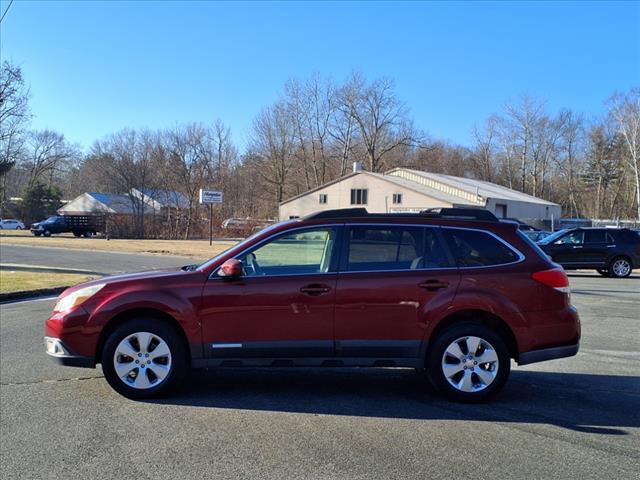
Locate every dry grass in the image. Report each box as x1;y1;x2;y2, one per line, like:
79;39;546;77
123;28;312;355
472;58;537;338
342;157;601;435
0;230;238;259
0;269;97;294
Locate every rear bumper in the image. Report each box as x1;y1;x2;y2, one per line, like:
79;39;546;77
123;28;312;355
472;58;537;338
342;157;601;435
518;343;579;366
44;337;95;368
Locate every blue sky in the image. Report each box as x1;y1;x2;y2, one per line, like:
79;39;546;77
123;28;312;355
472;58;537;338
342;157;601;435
1;1;638;151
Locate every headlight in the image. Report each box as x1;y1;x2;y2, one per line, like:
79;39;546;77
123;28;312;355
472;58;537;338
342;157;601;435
54;284;105;313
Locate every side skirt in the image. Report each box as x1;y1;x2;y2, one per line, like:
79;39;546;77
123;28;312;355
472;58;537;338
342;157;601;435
192;357;424;369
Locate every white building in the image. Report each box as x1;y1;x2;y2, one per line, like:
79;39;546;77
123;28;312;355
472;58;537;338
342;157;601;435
279;165;561;221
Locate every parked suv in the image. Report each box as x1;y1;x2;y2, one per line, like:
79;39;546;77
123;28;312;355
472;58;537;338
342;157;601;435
45;208;580;403
538;227;640;278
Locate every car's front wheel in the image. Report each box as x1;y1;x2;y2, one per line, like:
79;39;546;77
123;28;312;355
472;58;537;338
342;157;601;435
427;323;510;403
608;256;632;278
101;319;188;399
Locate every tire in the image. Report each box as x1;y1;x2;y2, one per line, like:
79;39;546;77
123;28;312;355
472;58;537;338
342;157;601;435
83;231;91;238
596;268;609;277
101;318;188;399
72;231;81;237
43;230;51;237
608;256;632;278
427;322;510;403
16;226;22;230
33;232;41;237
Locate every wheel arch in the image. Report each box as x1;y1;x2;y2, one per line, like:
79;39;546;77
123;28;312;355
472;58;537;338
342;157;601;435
428;309;520;361
95;308;192;366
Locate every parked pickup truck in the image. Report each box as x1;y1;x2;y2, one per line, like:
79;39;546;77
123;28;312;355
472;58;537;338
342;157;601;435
31;215;104;237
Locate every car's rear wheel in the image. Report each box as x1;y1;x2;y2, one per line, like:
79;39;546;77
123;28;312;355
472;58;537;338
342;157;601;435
608;256;632;278
427;323;510;403
101;319;188;399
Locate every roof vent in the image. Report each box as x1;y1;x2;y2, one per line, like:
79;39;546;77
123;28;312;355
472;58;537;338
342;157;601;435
353;161;362;173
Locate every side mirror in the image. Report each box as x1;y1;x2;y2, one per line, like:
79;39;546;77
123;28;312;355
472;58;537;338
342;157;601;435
218;259;243;278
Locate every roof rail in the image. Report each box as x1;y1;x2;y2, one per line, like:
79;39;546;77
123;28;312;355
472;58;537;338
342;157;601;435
303;207;498;222
421;208;498;221
303;208;369;220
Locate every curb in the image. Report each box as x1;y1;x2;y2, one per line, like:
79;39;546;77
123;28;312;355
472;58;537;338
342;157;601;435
0;264;105;276
0;287;68;303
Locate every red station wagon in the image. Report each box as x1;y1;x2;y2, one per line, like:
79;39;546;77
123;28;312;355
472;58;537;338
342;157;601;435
45;208;580;402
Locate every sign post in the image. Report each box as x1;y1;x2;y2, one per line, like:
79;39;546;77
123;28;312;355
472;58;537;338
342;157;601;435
199;189;223;246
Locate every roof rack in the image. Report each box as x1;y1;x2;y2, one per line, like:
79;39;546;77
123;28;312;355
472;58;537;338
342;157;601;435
303;207;498;222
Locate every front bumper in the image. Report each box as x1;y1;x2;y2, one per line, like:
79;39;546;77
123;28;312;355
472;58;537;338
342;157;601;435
518;343;579;366
44;337;95;368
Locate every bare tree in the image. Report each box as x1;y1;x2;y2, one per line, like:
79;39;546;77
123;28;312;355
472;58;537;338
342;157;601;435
556;111;584;218
608;88;640;219
503;95;544;193
250;102;295;205
472;116;499;181
25;130;78;188
343;74;416;172
165;124;210;238
0;61;31;209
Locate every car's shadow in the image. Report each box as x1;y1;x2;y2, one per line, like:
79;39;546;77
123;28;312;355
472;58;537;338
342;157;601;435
567;273;639;279
147;368;640;435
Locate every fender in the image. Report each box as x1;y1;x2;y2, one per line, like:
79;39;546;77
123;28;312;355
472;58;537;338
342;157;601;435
422;286;531;352
85;279;204;360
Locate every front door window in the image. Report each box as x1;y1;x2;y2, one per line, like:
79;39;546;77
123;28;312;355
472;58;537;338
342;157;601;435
238;228;337;276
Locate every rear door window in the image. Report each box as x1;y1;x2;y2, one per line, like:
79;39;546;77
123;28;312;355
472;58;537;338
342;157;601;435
444;228;520;267
584;230;606;243
345;226;452;271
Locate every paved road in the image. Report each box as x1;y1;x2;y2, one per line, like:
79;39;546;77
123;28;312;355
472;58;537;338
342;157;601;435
0;249;638;478
0;244;201;274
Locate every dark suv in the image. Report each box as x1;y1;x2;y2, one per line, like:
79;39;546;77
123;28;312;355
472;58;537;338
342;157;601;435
538;227;640;278
45;208;580;403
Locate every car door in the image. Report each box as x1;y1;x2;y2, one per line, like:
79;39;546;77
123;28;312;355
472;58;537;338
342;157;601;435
582;230;610;266
199;226;340;359
333;225;460;358
546;230;585;265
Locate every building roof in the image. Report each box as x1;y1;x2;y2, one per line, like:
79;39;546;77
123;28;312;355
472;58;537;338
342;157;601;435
387;168;558;206
58;192;155;215
133;188;190;209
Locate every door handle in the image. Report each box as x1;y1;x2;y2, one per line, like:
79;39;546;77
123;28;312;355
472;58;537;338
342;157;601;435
572;246;583;249
300;284;332;296
607;245;616;248
418;280;449;291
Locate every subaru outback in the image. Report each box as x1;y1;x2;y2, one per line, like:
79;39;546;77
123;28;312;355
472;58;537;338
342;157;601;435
45;208;580;403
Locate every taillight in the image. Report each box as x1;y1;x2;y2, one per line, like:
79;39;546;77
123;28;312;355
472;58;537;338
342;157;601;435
531;268;570;294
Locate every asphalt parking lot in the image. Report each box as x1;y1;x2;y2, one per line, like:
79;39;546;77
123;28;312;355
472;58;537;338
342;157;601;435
1;246;639;479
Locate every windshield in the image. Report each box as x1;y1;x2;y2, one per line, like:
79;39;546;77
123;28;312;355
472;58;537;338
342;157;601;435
538;229;569;245
45;216;58;222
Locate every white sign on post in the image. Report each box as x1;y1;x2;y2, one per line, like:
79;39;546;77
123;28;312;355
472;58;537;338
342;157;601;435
199;189;223;204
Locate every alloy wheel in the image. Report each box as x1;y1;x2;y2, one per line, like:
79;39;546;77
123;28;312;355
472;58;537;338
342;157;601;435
441;336;499;393
611;258;631;278
113;331;172;389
